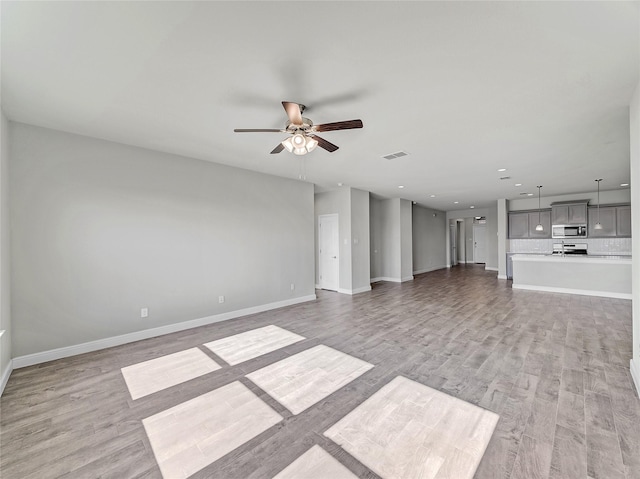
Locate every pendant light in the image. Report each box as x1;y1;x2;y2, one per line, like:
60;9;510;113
595;179;603;230
535;185;544;231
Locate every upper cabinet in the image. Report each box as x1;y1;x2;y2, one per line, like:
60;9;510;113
588;207;616;237
528;211;551;238
508;212;530;239
616;205;631;237
551;202;587;225
588;204;631;238
508;210;551;239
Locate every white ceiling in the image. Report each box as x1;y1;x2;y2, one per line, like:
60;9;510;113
2;1;638;211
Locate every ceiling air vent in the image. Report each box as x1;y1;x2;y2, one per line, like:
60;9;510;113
383;151;409;160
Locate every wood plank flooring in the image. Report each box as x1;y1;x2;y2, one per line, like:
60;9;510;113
1;264;638;478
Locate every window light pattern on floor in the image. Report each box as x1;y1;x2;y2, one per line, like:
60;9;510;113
273;445;358;479
121;347;220;400
203;324;305;365
246;344;374;415
324;376;499;479
142;381;283;479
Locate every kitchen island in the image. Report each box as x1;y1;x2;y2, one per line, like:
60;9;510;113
511;254;631;299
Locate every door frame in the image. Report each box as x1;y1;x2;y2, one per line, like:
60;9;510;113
318;214;339;291
473;223;487;264
449;221;457;266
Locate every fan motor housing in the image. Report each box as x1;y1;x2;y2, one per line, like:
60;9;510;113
286;117;313;131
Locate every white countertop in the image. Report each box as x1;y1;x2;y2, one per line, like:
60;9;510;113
511;254;631;265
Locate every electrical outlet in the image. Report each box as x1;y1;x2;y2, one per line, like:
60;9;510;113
290;283;295;291
218;295;225;304
140;308;148;318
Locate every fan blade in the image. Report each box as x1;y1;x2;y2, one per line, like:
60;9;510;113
282;101;303;125
270;143;285;154
313;135;339;153
313;119;363;132
234;129;284;133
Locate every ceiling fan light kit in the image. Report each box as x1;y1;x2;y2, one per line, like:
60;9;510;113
234;101;363;156
283;134;318;155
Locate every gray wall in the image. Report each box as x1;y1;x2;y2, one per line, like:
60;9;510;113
485;202;499;270
400;199;413;280
380;198;401;279
10;123;315;357
498;199;508;278
350;188;371;292
0;112;11;384
369;197;413;282
412;205;446;274
369;196;383;280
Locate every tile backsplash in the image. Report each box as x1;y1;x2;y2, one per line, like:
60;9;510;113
509;238;632;255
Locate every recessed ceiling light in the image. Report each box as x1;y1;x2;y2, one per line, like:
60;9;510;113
430;194;436;198
398;185;404;189
515;183;522;187
337;182;343;187
470;206;475;209
498;168;507;172
454;201;459;204
620;183;629;187
527;193;534;196
412;201;417;204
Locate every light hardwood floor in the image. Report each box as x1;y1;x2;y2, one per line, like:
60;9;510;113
1;265;639;478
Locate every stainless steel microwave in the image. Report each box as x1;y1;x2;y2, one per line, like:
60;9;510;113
552;224;588;239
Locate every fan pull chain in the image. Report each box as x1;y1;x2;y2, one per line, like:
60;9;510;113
298;157;307;180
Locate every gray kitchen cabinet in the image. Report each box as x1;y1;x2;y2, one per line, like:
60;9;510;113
616;205;631;237
528;211;551;238
551;202;588;225
508;210;551;239
552;205;568;225
588;206;617;237
588;205;632;238
508;212;529;239
568;204;587;224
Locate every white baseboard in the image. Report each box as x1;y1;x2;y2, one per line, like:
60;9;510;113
485;266;498;272
12;294;317;369
497;274;508;280
337;286;372;295
1;359;13;396
631;359;640;398
370;276;401;283
401;275;414;282
512;284;632;300
315;284;321;289
413;265;447;275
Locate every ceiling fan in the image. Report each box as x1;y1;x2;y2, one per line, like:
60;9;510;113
234;101;363;155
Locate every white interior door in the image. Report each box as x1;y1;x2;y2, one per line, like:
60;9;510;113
473;224;486;264
319;214;339;291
